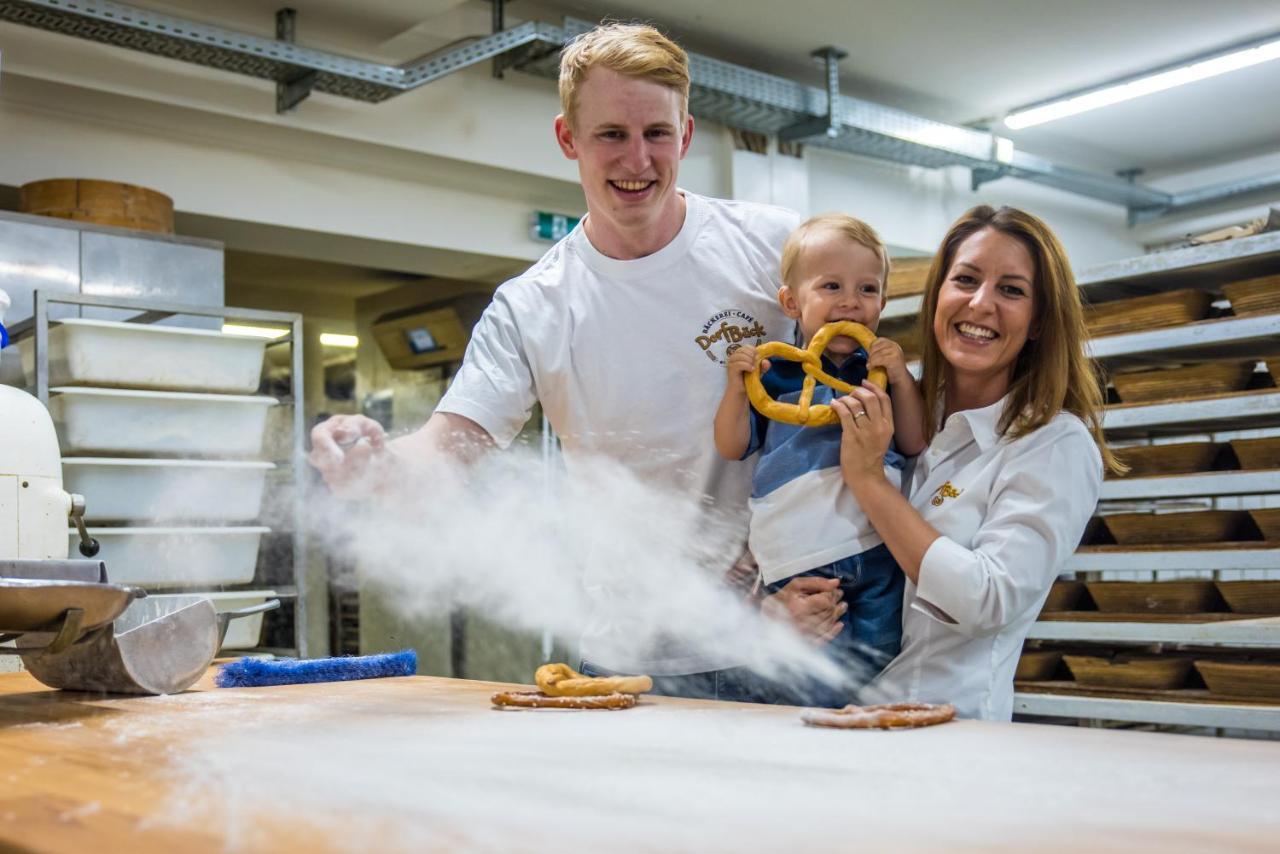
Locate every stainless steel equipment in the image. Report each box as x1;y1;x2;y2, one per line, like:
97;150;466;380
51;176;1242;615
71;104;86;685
19;598;280;695
1;286;278;693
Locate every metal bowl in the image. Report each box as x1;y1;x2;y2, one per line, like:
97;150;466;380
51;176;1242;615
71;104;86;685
0;578;145;634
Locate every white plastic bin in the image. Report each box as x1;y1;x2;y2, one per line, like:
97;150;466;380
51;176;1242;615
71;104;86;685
49;388;277;457
16;318;268;393
73;526;269;588
115;589;277;650
63;458;275;523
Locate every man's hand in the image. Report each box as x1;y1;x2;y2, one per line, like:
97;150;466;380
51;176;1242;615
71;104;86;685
308;414;391;498
867;337;911;387
724;548;761;596
762;576;847;645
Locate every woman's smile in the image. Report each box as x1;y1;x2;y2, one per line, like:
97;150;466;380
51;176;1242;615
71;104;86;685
954;321;999;342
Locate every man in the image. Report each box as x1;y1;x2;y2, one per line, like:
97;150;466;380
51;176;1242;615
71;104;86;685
310;23;841;699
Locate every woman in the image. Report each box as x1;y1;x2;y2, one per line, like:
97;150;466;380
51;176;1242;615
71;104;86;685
826;204;1122;721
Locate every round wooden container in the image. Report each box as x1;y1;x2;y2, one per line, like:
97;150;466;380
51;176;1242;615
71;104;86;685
20;179;174;234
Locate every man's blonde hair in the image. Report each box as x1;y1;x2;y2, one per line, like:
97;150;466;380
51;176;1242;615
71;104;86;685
780;213;890;293
559;23;690;128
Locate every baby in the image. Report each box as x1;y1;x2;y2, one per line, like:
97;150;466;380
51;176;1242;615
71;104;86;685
714;213;925;707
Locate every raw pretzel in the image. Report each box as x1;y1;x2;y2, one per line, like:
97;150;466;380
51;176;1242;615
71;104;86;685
744;321;887;427
534;662;653;697
800;701;956;730
490;691;637;710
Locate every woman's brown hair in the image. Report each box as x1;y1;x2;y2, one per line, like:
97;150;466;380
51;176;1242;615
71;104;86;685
917;205;1123;474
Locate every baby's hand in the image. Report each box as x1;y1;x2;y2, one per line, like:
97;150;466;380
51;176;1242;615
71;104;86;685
726;344;768;384
867;337;910;385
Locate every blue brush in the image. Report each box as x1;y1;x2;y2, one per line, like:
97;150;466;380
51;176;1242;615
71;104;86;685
215;649;417;688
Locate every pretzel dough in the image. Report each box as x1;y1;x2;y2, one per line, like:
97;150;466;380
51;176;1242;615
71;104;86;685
490;691;638;710
534;662;653;697
744;321;887;427
800;702;956;730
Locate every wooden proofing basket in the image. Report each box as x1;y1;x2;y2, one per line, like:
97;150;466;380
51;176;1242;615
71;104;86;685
1110;441;1221;478
1222;275;1280;317
1215;580;1280;614
1064;655;1194;690
1195;660;1280;700
1228;437;1280;470
1100;510;1248;546
1110;362;1255;403
1015;650;1063;681
887;257;933;298
891;324;925;361
1085;580;1222;614
1040;580;1086;612
20;179;174;234
1247;508;1280;541
1084;289;1212;338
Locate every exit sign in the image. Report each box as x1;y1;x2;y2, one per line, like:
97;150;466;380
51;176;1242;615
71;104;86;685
530;211;581;243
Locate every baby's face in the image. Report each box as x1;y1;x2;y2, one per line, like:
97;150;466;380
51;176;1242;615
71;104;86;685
783;231;887;360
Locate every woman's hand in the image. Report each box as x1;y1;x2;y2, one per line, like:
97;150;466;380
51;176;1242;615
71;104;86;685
833;382;896;490
762;576;847;645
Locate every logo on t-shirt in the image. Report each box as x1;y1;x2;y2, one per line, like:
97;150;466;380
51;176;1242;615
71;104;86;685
695;309;767;365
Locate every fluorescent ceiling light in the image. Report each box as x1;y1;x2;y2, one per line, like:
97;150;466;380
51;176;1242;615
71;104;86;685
320;332;359;348
223;323;288;339
1005;34;1280;130
994;137;1015;165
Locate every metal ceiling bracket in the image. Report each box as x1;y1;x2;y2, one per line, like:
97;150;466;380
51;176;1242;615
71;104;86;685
1127;205;1169;227
779;46;847;142
971;165;1010;191
0;0;566;102
491;0;506;79
275;7;316;113
1130;170;1280;225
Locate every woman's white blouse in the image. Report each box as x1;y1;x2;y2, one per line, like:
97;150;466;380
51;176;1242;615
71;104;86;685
868;395;1103;721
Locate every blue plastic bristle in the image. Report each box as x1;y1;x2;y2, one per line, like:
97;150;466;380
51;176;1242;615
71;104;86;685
215;649;417;688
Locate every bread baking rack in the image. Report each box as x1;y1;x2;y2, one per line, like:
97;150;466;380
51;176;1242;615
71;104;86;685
8;291;310;658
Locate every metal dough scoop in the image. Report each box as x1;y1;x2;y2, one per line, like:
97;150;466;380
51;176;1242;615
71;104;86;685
19;598;281;695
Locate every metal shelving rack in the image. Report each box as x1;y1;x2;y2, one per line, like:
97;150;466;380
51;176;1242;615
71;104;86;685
1014;694;1280;731
10;291;309;657
884;231;1280;733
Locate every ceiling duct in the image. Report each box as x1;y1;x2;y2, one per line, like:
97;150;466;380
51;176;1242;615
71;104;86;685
2;0;1277;223
0;0;566;102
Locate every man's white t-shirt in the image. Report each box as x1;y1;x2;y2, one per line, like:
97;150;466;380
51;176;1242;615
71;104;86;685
436;191;801;675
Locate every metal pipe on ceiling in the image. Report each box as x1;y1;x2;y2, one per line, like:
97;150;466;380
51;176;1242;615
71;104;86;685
0;0;1273;224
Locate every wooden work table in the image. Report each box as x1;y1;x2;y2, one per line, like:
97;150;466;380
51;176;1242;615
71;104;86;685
1;668;1278;853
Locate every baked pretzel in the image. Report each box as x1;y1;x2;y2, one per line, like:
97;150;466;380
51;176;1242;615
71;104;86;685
534;663;653;698
800;701;956;730
491;691;637;710
743;322;888;427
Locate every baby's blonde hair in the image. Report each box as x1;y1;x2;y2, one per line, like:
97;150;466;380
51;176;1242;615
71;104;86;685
780;213;890;292
558;23;690;129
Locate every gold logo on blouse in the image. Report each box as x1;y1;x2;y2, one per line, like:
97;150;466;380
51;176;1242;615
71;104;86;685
931;481;963;507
